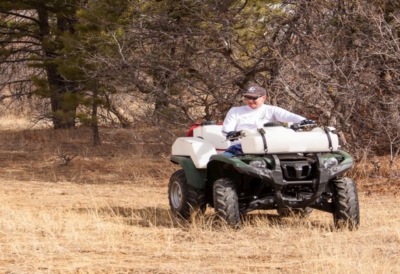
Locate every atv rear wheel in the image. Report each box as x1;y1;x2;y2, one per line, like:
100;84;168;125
213;178;241;228
333;177;360;230
168;169;206;220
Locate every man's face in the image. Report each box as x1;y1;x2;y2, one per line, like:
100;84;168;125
244;95;266;109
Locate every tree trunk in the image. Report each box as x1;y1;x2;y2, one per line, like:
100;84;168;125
92;83;101;146
37;8;78;129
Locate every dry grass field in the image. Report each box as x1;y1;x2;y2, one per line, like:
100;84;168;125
0;117;399;274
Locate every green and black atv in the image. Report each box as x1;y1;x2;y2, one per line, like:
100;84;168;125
168;122;360;229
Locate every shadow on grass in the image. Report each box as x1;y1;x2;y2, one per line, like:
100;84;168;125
74;206;335;231
242;212;335;231
111;206;179;227
73;206;178;228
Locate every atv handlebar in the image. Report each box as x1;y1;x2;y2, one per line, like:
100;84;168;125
226;120;318;141
262;120;317;131
290;120;317;131
226;131;242;141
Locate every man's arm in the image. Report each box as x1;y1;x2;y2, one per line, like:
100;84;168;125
222;108;237;136
271;106;306;123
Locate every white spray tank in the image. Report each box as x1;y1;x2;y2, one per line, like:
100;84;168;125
240;126;339;154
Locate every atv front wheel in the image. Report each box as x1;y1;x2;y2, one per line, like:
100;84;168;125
168;169;206;220
213;178;241;228
333;177;360;230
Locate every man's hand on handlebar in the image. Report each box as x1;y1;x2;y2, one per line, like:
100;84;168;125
300;119;317;126
291;120;317;130
226;131;242;141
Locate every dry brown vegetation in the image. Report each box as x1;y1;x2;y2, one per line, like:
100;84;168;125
0;117;400;274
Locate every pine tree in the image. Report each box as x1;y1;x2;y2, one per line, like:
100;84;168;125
0;0;81;128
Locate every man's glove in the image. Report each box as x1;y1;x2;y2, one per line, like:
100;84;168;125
300;119;316;126
226;131;241;140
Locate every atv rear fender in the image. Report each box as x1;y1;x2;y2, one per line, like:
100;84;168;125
170;155;206;189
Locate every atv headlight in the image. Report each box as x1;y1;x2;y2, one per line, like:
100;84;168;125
249;160;267;169
324;157;339;169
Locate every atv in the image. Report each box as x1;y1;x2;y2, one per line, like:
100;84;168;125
168;121;360;230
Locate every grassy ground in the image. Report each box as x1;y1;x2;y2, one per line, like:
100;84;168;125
0;119;399;273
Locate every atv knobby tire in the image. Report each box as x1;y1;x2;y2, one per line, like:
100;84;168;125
168;169;206;220
333;177;360;230
213;178;241;228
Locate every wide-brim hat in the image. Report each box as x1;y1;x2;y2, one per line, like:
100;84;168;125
243;86;266;98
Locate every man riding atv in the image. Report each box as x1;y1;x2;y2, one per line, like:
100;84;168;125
168;86;360;230
222;85;315;156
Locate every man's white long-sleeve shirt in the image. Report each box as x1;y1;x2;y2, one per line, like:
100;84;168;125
222;104;306;137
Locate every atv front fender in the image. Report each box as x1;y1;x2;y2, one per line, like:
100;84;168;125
170;155;206;189
207;154;272;181
328;150;353;178
206;155;254;187
208;154;250;168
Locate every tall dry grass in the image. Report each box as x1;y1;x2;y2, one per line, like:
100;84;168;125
0;116;399;273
